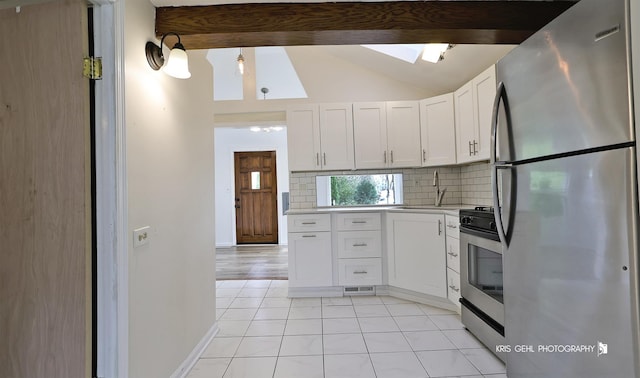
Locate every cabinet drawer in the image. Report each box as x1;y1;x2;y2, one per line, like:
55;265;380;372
338;258;382;286
288;214;331;232
445;215;459;239
337;231;382;258
447;268;461;305
335;213;381;231
446;236;460;273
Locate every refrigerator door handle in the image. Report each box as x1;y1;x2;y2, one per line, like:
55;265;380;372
492;163;511;247
490;82;505;165
491;81;512;247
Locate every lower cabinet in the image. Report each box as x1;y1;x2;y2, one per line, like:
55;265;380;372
386;212;447;298
338;258;382;286
288;214;333;288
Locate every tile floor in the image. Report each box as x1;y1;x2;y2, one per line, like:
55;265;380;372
187;280;507;378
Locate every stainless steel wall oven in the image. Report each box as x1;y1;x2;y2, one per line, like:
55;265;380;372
459;206;506;362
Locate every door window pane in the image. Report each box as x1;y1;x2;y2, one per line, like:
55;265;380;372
251;172;261;190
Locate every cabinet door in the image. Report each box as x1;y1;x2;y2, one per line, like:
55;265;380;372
386;213;447;297
386;101;422;168
472;65;497;161
319;103;355;170
454;81;476;164
353;102;388;169
420;94;457;167
287;105;321;171
288;232;332;287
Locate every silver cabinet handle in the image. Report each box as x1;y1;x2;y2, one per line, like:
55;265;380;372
423;149;426;162
449;285;460;292
438;220;442;235
351;220;367;224
468;141;473;156
302;234;317;238
301;222;316;225
353;271;368;275
323;152;327;165
352;243;368;247
316;153;320;166
390;150;394;163
447;224;457;229
473;140;479;155
447;252;459;258
384;151;387;164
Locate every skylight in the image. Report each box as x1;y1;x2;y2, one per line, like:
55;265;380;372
361;44;426;64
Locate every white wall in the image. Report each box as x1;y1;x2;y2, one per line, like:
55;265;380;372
212;45;434;123
214;127;289;246
124;1;216;377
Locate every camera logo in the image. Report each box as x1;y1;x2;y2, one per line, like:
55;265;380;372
597;341;608;356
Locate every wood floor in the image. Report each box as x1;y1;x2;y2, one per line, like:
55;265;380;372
216;245;288;280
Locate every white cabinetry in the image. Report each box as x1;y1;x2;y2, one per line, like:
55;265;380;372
386;101;422;167
420;93;457;167
444;214;461;308
286;103;354;171
353;102;421;169
386;212;447;297
455;65;496;163
335;213;382;286
288;214;333;288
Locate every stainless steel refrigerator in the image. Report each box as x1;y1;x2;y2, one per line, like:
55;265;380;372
492;0;640;376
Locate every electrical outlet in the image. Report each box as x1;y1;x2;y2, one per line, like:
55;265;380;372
133;226;151;248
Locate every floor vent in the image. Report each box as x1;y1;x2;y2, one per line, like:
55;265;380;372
343;286;375;295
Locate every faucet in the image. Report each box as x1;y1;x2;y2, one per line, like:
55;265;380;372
433;170;446;207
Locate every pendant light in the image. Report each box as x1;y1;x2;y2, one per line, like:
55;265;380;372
237;48;245;75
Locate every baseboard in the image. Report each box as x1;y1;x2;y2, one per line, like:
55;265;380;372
380;285;460;313
170;322;219;378
215;242;234;248
288;286;344;297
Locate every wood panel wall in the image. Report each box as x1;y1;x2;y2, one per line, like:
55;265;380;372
0;1;91;377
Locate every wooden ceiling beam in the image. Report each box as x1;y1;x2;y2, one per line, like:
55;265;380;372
155;1;578;50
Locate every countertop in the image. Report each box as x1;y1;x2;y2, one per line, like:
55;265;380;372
285;205;472;216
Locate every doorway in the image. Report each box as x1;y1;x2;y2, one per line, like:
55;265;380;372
234;151;279;244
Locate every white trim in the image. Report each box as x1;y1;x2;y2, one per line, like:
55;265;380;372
287;286;344;297
378;285;459;312
90;1;125;377
113;0;129;376
170;323;220;378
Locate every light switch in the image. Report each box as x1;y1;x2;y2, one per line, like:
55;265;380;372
133;226;151;248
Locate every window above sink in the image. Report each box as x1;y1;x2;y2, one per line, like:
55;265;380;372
316;174;404;207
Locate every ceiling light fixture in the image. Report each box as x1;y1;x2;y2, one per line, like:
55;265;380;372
421;43;451;64
145;32;191;79
237;48;245;75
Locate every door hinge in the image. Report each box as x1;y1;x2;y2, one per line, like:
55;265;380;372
83;56;103;80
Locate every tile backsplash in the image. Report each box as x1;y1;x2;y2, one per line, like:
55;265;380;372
289;161;492;209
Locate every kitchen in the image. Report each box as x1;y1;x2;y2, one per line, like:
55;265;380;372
2;0;638;377
218;0;640;376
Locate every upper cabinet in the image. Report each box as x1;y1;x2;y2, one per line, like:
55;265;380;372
287;103;355;171
386;101;422;168
419;93;457;167
319;103;355;170
353;101;421;169
455;65;497;164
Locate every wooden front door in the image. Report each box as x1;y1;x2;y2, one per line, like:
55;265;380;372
0;1;92;377
235;151;279;244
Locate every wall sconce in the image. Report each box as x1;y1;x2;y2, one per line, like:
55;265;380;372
145;32;191;79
